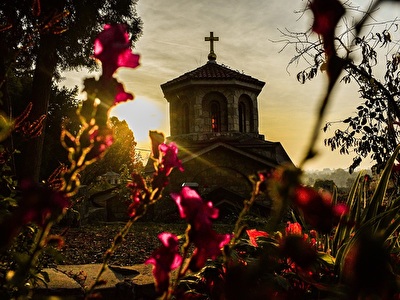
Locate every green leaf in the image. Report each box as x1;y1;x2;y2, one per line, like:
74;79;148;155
363;144;400;222
317;252;335;266
331;172;363;256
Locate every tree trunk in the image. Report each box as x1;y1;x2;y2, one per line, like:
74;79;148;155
0;44;18;175
16;34;58;182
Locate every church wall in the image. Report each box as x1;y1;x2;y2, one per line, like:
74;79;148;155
165;147;273;199
168;97;179;135
252;94;259;134
165;83;262;139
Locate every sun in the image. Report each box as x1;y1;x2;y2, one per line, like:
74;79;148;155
109;96;168;149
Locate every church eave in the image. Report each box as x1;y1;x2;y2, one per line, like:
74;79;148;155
161;79;265;98
162;78;264;89
161;62;265;90
179;142;280;168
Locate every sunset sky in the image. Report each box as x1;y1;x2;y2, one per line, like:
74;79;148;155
64;0;398;171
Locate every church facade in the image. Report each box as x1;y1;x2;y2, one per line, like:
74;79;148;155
152;33;293;214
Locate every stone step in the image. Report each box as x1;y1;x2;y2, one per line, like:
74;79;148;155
33;264;156;300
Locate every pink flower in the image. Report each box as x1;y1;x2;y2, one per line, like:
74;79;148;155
285;222;303;236
114;82;134;104
171;187;231;271
189;227;231;271
294;186;348;233
171;187;218;229
145;232;182;294
127;191;141;218
149;137;183;191
256;171;270;193
343;233;395;297
0;181;69;249
309;229;317;239
0;180;69;248
86;127;114;161
310;0;345;56
246;229;269;247
19;180;70;227
332;202;349;217
94;24;140;78
127;173;148;218
280;235;317;268
159;142;184;176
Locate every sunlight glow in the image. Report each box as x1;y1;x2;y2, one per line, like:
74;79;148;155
109;96;164;148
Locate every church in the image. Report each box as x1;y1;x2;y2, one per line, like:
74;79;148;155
150;32;293;217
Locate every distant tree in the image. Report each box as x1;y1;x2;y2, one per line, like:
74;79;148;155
0;0;143;181
80;116;141;184
329;168;357;188
277;1;400;172
40;84;80;179
1;73;79;178
346;177;356;189
303;168;367;190
314;179;336;194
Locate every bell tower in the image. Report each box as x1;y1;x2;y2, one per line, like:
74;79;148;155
161;32;265;142
149;32;293;203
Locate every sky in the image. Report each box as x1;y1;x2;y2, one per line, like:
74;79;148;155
63;0;399;171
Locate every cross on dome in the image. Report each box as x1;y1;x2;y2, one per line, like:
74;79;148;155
205;32;219;62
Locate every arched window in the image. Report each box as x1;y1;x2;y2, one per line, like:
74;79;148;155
239;102;246;133
182;103;190;133
239;94;255;133
211;101;221;132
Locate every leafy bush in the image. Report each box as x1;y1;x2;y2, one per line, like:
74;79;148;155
1;1;400;300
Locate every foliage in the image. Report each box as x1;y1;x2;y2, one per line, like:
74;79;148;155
0;21;142;299
0;72;80;178
0;0;143;181
323;35;400;172
40;84;81;178
0;0;142;75
302;168;367;189
79;116;141;185
1;1;400;300
175;149;400;299
278;0;400;172
313;178;337;193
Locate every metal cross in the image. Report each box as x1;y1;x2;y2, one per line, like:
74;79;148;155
205;32;219;54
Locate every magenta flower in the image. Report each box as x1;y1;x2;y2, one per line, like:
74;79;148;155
294;186;348;233
285;222;303;237
85;127;114;162
246;229;269;247
127;173;148;218
310;0;345;56
280;235;317;269
148;135;183;191
19;180;70;227
171;187;218;229
159;142;184;176
127;190;141;218
145;232;182;294
0;180;69;248
171;187;231;271
114;82;134;104
190;227;231;271
94;24;140;78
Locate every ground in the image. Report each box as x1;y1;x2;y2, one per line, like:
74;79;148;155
51;222;233;266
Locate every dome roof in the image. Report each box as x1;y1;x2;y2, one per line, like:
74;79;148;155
161;61;265;90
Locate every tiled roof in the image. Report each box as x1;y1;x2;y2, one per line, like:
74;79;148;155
144;135;294;174
161;61;265;89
